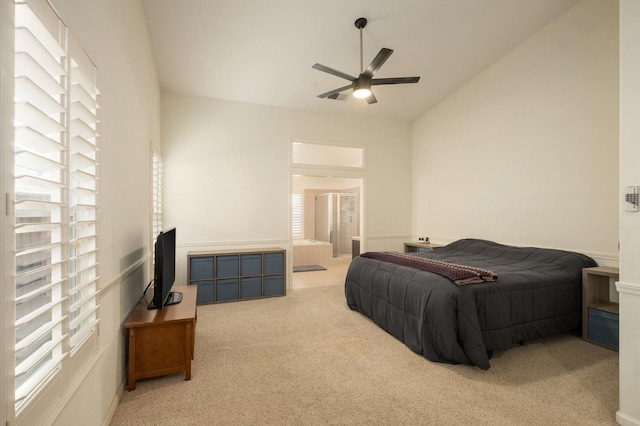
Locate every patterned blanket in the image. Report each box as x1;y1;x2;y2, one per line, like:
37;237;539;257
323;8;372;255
360;251;497;285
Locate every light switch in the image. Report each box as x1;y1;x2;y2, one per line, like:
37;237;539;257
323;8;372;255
625;186;638;212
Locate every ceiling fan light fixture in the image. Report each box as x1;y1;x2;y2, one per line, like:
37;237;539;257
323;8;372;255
353;87;371;99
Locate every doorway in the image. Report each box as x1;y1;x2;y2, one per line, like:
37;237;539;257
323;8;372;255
291;175;363;289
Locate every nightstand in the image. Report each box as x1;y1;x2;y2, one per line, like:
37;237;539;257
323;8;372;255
582;266;619;350
404;242;444;253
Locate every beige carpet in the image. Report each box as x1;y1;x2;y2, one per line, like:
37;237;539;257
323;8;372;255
111;285;619;425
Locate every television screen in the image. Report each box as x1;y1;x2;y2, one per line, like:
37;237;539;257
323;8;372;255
148;227;181;309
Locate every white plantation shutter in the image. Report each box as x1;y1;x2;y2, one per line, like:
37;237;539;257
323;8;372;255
13;0;99;410
14;1;68;407
68;34;100;349
152;151;163;241
291;193;302;236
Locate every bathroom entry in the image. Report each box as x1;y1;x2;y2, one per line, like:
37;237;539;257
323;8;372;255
291;175;363;268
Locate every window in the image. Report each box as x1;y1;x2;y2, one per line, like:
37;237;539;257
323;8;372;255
291;193;302;236
13;0;99;412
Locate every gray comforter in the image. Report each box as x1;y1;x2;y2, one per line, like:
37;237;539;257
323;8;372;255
344;239;597;370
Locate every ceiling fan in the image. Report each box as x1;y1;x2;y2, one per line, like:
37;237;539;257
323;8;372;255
312;17;420;104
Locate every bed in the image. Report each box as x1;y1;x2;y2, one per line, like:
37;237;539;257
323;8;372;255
344;238;597;370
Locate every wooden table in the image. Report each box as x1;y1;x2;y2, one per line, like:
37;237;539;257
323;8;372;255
582;266;619;349
124;285;197;390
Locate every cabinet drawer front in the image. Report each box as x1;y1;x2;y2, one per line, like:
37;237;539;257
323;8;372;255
240;277;262;299
216;279;239;301
588;308;619;349
263;252;284;274
190;257;214;280
240;254;262;276
217;255;239;278
263;275;285;296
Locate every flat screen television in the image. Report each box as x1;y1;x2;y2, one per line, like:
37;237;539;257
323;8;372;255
148;227;182;309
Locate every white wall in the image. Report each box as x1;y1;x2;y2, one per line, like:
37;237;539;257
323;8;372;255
411;0;618;265
617;1;640;424
32;0;160;425
161;93;412;282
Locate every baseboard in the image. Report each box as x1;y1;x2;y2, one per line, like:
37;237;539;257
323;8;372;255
102;377;126;426
617;410;640;426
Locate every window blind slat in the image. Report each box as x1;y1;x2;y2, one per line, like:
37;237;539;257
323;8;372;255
13;279;58;304
14;28;65;78
15;296;66;328
15;150;64;173
15;102;65;135
15;126;64;154
70;151;95;169
15;315;65;354
70;135;96;154
69;279;99;300
70;319;98;346
15;52;65;97
15;77;64;114
15;3;65;57
15;240;62;258
69;292;96;315
15;332;67;388
70;117;97;140
15;221;64;234
15;353;66;403
70;85;98;113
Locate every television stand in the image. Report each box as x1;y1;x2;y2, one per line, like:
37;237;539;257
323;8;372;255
125;285;196;390
165;291;183;306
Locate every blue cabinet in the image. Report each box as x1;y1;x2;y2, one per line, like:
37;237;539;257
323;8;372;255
241;254;262;276
188;248;286;304
195;280;214;304
264;275;285;296
588;308;619;349
241;277;262;299
217;256;238;278
190;256;214;279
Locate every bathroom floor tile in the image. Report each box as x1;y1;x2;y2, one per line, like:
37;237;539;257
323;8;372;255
292;256;352;289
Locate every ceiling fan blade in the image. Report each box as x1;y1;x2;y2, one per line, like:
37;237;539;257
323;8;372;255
363;48;393;77
365;92;377;104
317;83;354;99
312;63;357;82
371;76;420;85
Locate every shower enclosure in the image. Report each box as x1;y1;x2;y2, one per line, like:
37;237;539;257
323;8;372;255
314;192;360;257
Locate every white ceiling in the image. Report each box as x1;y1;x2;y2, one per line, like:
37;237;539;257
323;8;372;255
141;0;580;122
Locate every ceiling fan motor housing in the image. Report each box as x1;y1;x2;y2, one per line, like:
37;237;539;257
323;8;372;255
355;17;367;29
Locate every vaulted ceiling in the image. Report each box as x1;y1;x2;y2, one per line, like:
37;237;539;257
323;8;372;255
141;0;580;122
